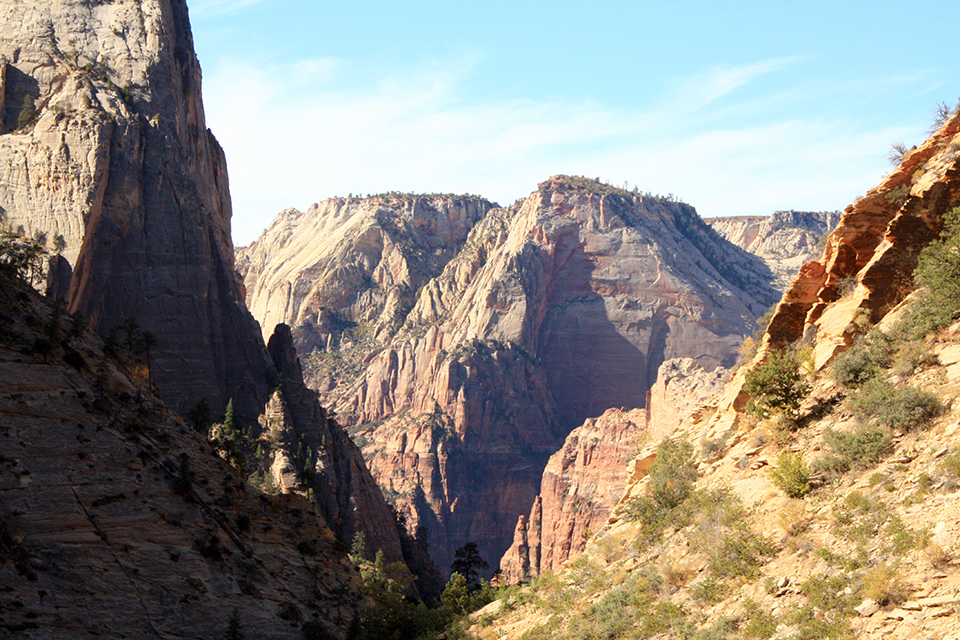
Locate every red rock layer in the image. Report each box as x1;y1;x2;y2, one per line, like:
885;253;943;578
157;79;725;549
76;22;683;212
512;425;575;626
499;357;729;583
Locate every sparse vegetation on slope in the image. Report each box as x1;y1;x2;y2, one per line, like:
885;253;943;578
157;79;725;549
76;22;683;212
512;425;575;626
465;111;960;640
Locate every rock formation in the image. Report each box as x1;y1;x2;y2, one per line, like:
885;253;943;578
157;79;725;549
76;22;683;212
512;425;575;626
0;0;271;420
498;407;647;583
0;274;361;640
706;210;841;292
320;176;779;572
260;323;444;599
498;357;729;583
494;210;835;584
237;195;494;348
467;112;960;640
0;0;438;600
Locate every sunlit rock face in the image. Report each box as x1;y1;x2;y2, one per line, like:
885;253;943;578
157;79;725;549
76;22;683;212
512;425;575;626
251;176;777;572
499;356;730;583
0;0;437;603
706;210;842;292
237;194;495;347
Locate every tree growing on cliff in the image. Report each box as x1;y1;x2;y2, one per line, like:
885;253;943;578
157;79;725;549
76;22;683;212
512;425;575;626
16;95;37;130
905;205;960;336
451;542;489;592
0;228;47;285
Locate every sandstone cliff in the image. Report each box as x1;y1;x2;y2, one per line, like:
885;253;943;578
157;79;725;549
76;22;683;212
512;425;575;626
237;195;494;349
494;210;831;584
706;210;841;292
498;358;729;583
0;273;361;640
258;323;444;599
0;0;271;420
0;0;438;602
330;176;779;573
468;113;960;640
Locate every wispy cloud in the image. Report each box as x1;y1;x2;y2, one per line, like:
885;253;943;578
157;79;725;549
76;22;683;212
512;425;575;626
664;57;803;114
200;55;926;244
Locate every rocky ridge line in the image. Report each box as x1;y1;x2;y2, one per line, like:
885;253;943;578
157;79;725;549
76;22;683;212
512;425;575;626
467;112;960;640
325;176;779;572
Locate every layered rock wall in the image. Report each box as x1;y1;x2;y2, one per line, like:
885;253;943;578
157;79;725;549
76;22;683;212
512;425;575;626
237;195;494;348
498;357;730;582
0;275;361;639
0;0;437;599
498;408;647;583
333;177;778;572
0;0;271;419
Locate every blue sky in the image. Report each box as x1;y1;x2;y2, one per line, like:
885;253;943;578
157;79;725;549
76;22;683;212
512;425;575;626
188;1;960;245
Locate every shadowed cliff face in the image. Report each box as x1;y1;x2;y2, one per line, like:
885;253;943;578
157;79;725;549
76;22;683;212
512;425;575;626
0;275;362;640
250;177;778;573
0;0;271;420
0;0;439;599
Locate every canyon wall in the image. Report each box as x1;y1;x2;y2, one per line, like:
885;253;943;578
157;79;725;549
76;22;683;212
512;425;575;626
0;0;270;420
237;195;494;348
498;357;730;582
0;0;435;599
0;274;362;639
706;210;841;291
472;114;960;640
242;176;778;572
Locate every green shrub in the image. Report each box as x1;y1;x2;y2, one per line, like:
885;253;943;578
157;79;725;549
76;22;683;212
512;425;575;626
851;378;941;430
623;437;698;539
884;184;911;205
784;604;851;640
885;516;928;555
741;599;778;639
939;450;960;478
769;450;812;497
690;577;729;603
708;527;772;579
810;454;851;480
744;349;810;422
822;426;891;469
800;573;859;615
903;205;960;336
830;331;893;387
690;618;740;640
649;437;698;509
832;492;890;543
892;339;935;377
